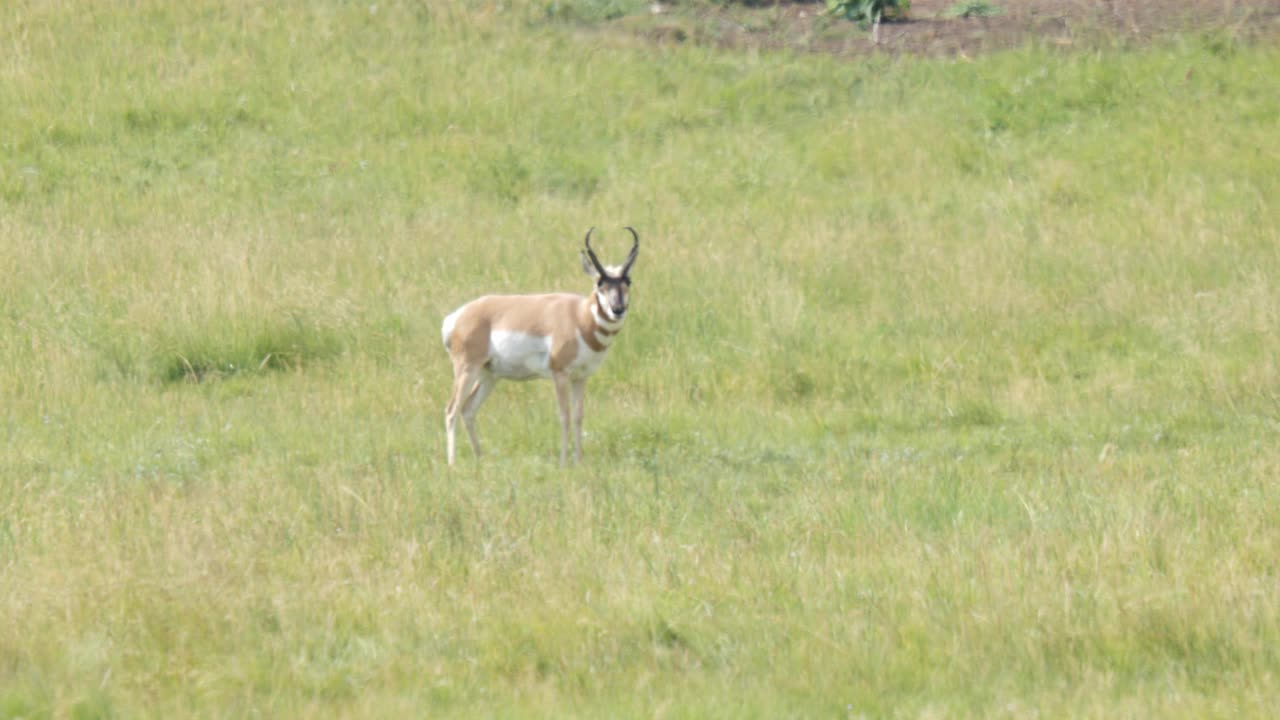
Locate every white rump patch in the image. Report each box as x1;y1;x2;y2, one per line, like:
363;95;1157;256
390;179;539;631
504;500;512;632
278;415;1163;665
441;307;463;350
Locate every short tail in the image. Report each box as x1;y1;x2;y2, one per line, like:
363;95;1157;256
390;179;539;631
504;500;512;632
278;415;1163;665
441;308;460;351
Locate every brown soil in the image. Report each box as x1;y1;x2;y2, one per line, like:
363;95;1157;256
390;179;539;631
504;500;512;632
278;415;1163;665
631;0;1280;57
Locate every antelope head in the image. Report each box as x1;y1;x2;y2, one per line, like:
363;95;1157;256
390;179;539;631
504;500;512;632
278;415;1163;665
580;226;639;322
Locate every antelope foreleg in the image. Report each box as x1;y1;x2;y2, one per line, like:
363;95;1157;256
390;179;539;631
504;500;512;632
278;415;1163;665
570;378;586;464
552;372;572;467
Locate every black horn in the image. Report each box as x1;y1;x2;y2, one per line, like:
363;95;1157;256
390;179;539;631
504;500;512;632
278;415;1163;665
621;226;640;275
583;227;608;276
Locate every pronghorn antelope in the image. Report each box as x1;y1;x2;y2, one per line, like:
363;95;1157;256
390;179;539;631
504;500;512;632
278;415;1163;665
441;227;639;466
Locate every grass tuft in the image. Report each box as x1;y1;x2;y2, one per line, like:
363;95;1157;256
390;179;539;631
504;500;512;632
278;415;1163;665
943;0;1004;19
151;312;348;383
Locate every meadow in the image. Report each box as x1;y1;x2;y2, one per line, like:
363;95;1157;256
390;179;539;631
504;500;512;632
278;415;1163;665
3;1;1280;716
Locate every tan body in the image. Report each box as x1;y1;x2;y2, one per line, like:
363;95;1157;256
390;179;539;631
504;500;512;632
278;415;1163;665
441;228;637;466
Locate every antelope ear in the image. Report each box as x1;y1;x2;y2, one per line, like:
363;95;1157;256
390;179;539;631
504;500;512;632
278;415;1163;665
581;250;599;278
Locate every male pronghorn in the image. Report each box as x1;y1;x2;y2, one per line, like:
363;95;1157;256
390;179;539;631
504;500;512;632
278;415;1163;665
441;227;639;466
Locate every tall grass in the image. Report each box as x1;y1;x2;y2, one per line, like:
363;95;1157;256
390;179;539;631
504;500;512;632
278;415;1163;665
3;1;1279;716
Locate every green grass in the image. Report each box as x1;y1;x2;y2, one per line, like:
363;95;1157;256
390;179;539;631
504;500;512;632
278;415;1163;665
3;1;1280;716
942;1;1005;19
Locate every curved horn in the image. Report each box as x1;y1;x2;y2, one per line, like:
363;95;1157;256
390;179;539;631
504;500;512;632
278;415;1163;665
621;226;640;275
583;227;607;276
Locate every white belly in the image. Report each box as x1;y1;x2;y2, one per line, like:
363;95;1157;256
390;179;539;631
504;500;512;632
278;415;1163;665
488;330;553;380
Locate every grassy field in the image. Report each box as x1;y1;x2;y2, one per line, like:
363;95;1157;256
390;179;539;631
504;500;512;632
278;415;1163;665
3;1;1280;716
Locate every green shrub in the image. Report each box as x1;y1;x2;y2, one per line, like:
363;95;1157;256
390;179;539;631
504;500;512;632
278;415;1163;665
826;0;909;27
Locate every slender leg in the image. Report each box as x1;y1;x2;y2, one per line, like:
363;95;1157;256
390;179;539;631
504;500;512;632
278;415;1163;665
461;373;496;459
445;378;462;466
445;365;485;466
552;372;572;466
570;378;587;464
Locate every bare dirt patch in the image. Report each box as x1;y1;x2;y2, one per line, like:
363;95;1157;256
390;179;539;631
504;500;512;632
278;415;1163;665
628;0;1280;57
